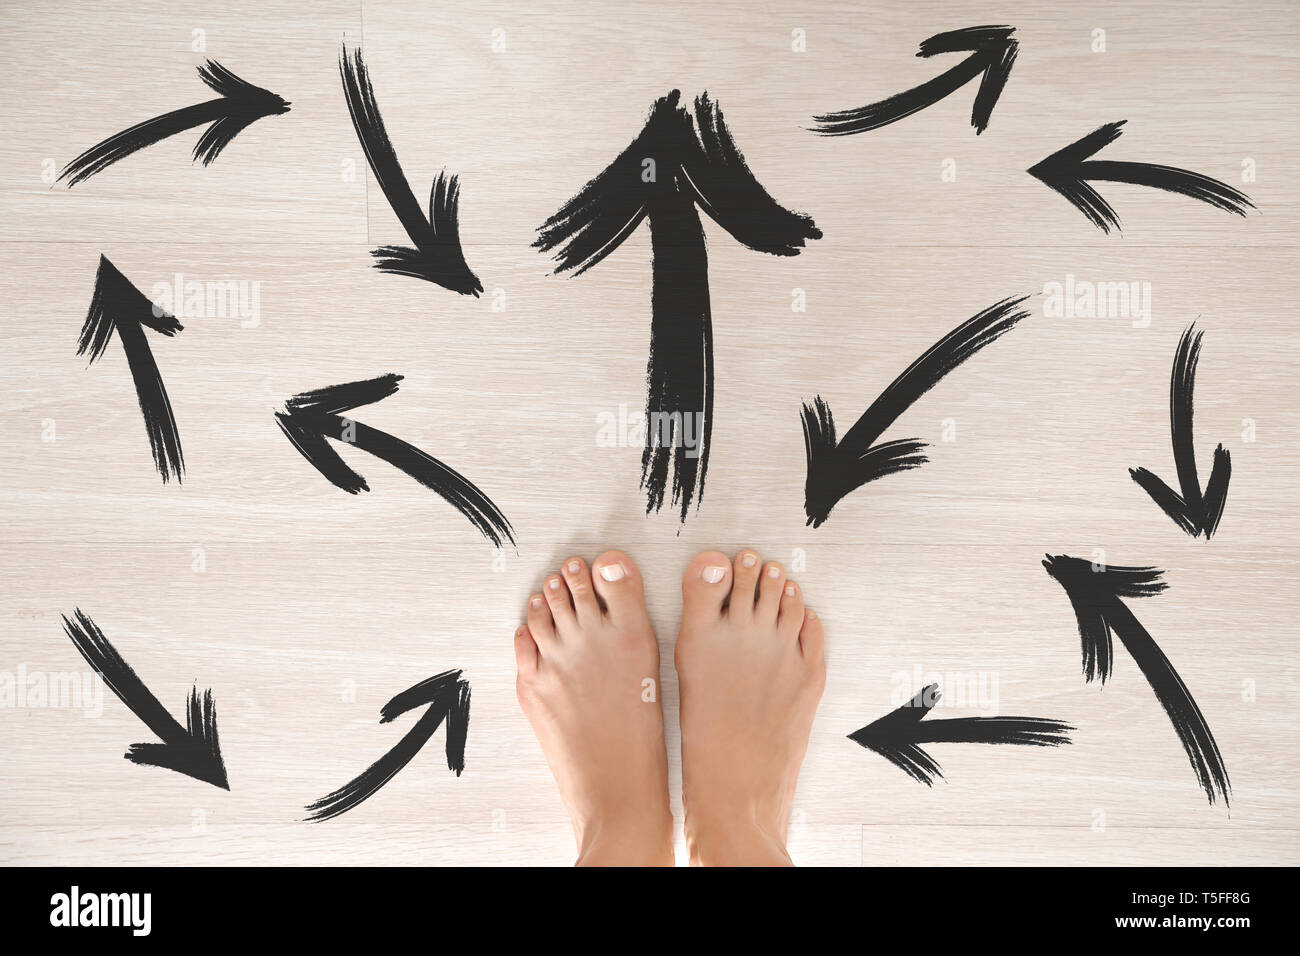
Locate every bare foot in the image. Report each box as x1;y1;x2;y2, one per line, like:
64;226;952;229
676;550;826;866
515;551;673;866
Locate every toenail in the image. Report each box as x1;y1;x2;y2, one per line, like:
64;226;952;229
567;560;581;573
514;626;524;637
806;608;816;619
741;553;757;568
599;562;626;582
530;597;543;608
767;566;781;578
785;584;796;597
548;578;562;590
702;565;727;584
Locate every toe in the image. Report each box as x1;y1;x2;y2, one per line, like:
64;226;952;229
755;561;785;622
798;608;825;663
730;549;762;619
542;572;578;631
682;550;732;620
526;592;557;649
778;579;805;639
561;556;601;624
592;550;646;625
514;625;539;677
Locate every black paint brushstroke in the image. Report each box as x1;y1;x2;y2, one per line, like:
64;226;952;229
801;295;1030;527
535;90;820;522
1130;324;1231;539
276;374;516;548
339;44;482;295
58;60;289;187
62;609;228;790
79;255;185;483
1028;121;1255;234
849;684;1072;786
1042;554;1230;806
811;25;1018;136
305;669;469;822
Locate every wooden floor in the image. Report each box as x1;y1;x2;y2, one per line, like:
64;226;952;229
2;0;1298;866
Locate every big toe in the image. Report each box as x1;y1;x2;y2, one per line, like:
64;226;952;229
592;550;648;626
682;550;732;623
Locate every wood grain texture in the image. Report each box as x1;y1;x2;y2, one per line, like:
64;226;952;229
1;0;1297;866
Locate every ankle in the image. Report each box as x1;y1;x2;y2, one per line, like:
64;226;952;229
574;807;675;866
684;806;792;866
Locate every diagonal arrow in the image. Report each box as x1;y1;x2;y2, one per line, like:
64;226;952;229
1130;324;1231;539
811;25;1019;136
536;90;820;523
801;295;1030;528
58;60;290;188
1042;554;1230;805
305;669;469;822
849;684;1072;786
79;255;185;483
62;609;229;790
1027;121;1255;234
275;373;516;549
339;44;482;296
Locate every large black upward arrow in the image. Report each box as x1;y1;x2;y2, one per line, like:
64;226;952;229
536;90;821;523
79;255;185;483
1130;324;1231;539
811;25;1019;136
1028;121;1255;234
306;670;470;822
801;295;1030;528
62;609;229;790
1043;555;1230;805
58;60;290;187
849;684;1072;786
275;374;516;549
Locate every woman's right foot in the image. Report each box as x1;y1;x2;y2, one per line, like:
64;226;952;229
675;550;826;866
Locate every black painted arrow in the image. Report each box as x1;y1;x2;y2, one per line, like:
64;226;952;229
58;60;289;187
1027;121;1255;234
79;255;185;483
1130;324;1231;539
536;90;820;523
275;373;515;549
811;25;1018;136
62;609;228;790
306;669;469;822
801;295;1030;528
849;684;1072;785
339;44;482;295
1043;554;1230;805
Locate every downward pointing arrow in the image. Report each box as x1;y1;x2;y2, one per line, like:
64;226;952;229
1130;324;1231;539
62;609;229;790
849;684;1072;786
1027;121;1255;234
1043;555;1230;806
801;295;1030;528
811;25;1019;136
58;60;290;187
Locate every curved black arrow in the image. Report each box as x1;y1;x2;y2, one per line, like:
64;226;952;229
1042;555;1230;806
536;90;820;523
79;255;185;483
62;609;228;790
58;60;289;188
811;25;1018;136
801;295;1030;528
1130;324;1231;539
1027;121;1255;234
306;669;469;822
849;684;1072;785
339;44;482;296
275;373;515;548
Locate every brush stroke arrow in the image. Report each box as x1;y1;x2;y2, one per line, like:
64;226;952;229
536;90;820;523
1042;554;1230;805
79;255;185;483
58;60;290;188
306;669;469;822
1130;324;1231;539
275;373;515;548
801;295;1030;528
339;44;482;295
849;684;1072;786
62;609;228;789
811;25;1018;136
1027;121;1255;235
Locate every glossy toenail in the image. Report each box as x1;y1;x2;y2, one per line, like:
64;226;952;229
767;566;781;578
514;626;524;637
741;553;757;568
599;563;626;582
548;578;562;590
785;584;796;597
530;597;543;608
806;608;816;619
702;566;727;584
567;560;581;573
